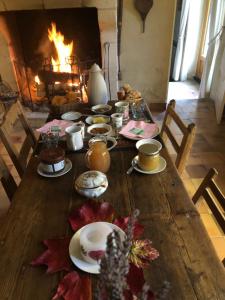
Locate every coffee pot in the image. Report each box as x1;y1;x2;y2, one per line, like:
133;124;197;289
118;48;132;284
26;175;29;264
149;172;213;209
87;63;108;105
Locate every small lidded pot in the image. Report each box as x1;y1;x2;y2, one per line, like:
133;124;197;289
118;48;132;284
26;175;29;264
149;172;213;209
39;147;65;174
75;170;108;198
137;139;162;171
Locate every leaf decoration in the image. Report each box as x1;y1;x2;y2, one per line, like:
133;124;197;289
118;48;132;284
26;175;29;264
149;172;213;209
126;264;156;299
114;216;144;239
52;271;92;300
69;200;115;232
129;239;159;268
88;250;105;261
126;263;145;295
31;237;72;274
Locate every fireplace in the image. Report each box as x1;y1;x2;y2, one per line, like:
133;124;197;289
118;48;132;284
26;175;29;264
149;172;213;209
0;1;118;109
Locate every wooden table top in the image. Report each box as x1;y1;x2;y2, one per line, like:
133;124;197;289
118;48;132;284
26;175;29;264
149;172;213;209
0;109;225;299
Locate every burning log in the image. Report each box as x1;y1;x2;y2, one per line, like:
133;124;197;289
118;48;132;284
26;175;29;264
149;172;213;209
38;70;80;84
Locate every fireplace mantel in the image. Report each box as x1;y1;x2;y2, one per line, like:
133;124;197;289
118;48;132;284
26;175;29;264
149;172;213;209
0;0;118;100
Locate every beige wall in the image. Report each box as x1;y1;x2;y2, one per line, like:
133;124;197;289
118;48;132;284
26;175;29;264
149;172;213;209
120;0;177;103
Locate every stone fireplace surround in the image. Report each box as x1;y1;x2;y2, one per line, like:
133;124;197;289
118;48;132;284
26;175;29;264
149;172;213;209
0;0;118;101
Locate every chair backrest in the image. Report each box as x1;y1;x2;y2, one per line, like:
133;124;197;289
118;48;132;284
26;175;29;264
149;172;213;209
192;168;225;233
0;154;17;201
160;100;196;174
0;101;37;178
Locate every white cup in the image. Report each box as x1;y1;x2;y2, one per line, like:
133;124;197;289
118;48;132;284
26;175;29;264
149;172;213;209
115;101;129;121
79;222;113;264
65;125;83;151
111;113;123;129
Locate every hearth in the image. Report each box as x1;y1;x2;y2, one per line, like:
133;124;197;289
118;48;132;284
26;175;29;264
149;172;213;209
0;8;102;107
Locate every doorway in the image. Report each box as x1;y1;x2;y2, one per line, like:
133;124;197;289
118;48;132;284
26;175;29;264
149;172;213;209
168;0;210;101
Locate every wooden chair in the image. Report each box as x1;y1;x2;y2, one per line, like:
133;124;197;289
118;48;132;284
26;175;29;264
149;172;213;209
0;154;17;201
0;101;37;178
160;100;196;174
193;168;225;233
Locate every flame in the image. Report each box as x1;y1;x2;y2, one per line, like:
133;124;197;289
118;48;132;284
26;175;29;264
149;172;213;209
35;75;40;85
48;22;73;73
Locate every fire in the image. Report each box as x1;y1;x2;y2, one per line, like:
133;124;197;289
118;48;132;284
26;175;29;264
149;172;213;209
48;22;73;73
35;75;41;85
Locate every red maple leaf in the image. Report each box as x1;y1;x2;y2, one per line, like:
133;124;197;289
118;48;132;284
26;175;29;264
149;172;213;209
88;250;105;261
113;216;144;239
69;200;115;231
52;271;92;300
126;264;155;300
31;237;72;274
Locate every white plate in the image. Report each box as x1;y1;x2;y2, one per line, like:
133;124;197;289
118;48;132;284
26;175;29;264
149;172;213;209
61;112;82;121
132;155;166;174
91;104;112;114
69;223;125;274
121;125;160;141
85;115;110;125
37;159;72;178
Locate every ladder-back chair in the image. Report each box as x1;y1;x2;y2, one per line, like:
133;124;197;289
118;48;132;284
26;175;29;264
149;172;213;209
193;168;225;233
160;100;196;174
0;101;37;178
0;154;17;201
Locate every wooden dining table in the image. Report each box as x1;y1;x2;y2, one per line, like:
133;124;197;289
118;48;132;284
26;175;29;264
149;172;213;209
0;103;225;300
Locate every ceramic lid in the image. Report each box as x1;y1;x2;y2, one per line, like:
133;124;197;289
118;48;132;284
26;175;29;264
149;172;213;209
89;63;101;73
75;171;108;189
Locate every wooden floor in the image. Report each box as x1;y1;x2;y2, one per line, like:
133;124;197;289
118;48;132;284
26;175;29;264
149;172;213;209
0;99;225;261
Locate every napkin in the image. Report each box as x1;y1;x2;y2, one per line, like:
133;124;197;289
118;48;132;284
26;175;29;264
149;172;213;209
119;120;158;139
36;119;73;137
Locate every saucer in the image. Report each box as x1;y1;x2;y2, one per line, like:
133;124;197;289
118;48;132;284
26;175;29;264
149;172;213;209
132;155;166;174
37;159;72;178
69;223;125;274
61;112;82;121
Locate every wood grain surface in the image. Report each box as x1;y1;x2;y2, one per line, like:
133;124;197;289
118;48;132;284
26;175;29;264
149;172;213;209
0;107;225;299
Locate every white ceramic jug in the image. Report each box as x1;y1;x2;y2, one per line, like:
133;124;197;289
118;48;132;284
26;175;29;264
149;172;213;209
65;125;83;151
87;63;108;105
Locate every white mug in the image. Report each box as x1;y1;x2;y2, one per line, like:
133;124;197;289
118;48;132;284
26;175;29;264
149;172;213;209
111;113;123;129
65;125;83;151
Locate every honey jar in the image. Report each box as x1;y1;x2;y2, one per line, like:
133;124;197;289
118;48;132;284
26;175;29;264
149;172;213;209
138;143;160;171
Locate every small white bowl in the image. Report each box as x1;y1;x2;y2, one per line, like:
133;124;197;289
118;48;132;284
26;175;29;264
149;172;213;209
87;124;112;136
91;104;112;114
136;138;162;152
85;115;110;125
61;111;82;121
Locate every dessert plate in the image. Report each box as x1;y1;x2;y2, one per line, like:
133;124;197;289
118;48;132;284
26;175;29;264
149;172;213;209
61;112;82;121
132;155;166;174
37;159;72;178
69;223;125;274
121;125;160;141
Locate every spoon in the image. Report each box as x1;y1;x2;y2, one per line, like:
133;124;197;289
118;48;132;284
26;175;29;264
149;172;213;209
126;160;137;175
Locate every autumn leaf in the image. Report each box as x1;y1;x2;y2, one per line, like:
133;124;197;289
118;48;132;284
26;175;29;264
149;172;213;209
69;200;115;231
125;264;156;300
113;216;144;239
129;239;159;268
52;271;92;300
31;237;72;274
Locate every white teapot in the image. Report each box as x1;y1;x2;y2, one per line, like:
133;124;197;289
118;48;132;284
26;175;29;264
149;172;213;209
87;63;108;105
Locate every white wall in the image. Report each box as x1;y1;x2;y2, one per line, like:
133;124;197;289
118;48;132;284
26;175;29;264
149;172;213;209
120;0;176;104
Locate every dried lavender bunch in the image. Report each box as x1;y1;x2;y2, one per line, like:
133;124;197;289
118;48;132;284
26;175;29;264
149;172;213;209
156;281;171;300
95;209;140;300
